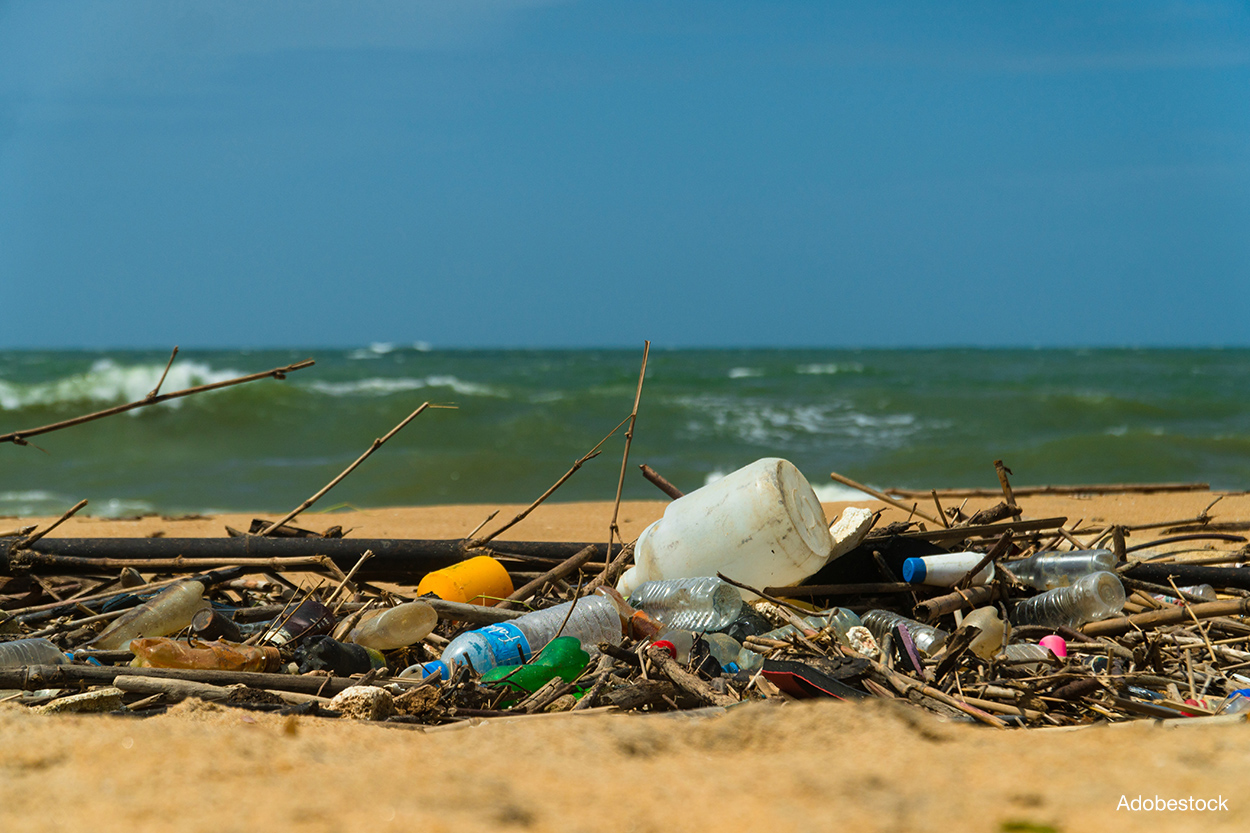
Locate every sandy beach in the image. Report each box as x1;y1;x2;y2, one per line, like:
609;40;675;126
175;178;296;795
5;489;1250;832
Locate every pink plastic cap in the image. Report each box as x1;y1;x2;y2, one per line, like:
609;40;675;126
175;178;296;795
1038;635;1068;659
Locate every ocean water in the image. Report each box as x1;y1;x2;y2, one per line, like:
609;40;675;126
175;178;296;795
1;346;1248;518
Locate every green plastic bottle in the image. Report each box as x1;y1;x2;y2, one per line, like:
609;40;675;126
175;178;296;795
481;636;590;701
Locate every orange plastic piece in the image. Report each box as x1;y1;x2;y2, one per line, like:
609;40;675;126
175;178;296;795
416;555;514;607
129;637;282;673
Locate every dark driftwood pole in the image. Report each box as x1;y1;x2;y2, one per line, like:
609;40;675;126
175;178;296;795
0;536;623;580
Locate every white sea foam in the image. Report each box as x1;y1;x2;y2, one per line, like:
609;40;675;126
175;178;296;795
93;498;158;518
348;342;431;360
676;395;920;448
0;360;241;411
0;490;158;518
728;367;763;379
811;482;875;502
308;375;503;398
796;363;864;375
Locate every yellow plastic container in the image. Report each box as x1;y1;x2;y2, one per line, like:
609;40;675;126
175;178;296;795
417;555;514;607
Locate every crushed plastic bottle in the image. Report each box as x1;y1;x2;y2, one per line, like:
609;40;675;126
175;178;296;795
1010;571;1126;628
129;637;281;672
628;577;742;633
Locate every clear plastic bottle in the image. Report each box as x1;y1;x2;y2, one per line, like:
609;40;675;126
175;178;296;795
862;609;949;656
758;609;863;646
998;642;1060;673
347;601;438;650
1010;571;1126;628
1000;643;1056;663
703;633;744;673
736;645;765;674
0;637;68;668
413;590;628;678
1180;584;1218;602
1152;584;1218;604
627;577;743;633
89;580;210;650
1004;549;1116;590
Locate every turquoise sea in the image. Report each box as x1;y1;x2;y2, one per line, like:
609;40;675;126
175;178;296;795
1;347;1248;518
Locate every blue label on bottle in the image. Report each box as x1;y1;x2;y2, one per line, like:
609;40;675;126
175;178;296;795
478;623;532;666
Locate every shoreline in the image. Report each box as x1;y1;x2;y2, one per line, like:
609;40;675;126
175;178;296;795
11;487;1250;552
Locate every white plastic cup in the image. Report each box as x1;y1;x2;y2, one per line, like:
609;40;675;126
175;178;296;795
616;458;835;599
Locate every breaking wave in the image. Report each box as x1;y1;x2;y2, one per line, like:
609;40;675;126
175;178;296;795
306;375;504;398
676;395;921;448
0;360;241;411
796;363;865;375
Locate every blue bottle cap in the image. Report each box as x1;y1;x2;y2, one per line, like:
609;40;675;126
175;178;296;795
419;660;448;681
902;558;926;584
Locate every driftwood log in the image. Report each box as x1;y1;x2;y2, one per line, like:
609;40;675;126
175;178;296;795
0;537;624;580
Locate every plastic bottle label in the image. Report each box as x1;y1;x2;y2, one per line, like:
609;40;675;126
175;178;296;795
477;623;532;666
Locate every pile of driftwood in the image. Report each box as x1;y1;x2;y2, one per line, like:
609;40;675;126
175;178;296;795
5;348;1250;728
3;471;1250;730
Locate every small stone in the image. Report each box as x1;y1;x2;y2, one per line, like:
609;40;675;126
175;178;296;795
329;685;395;720
36;687;125;715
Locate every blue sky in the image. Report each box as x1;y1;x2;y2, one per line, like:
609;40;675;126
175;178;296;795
1;1;1248;348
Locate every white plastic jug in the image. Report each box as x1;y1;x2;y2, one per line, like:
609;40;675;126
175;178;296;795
617;458;835;599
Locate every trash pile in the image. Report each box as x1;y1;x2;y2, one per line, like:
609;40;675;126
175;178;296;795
4;456;1250;729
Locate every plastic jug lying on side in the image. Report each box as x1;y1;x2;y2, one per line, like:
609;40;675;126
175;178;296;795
617;458;836;599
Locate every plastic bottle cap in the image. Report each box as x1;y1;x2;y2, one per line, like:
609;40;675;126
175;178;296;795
1038;635;1068;658
418;661;448;681
902;558;926;584
652;640;677;659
